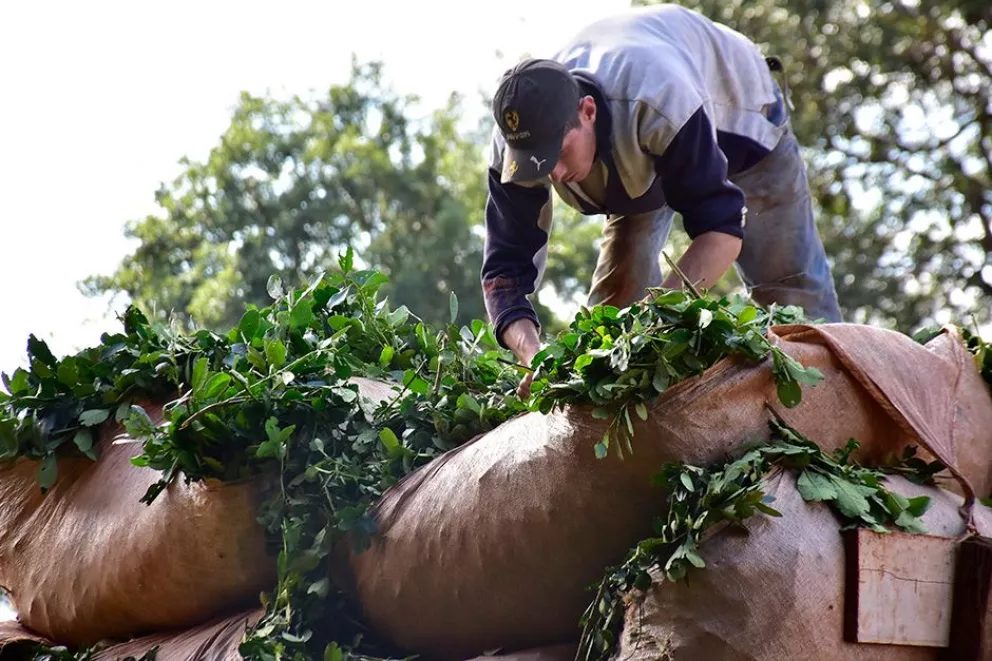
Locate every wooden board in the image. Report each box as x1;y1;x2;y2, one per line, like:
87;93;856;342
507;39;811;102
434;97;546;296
844;528;957;647
943;534;992;661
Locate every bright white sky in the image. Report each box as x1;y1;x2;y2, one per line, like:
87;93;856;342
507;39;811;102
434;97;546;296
0;0;631;375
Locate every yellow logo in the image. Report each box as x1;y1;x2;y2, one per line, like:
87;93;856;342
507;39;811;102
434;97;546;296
504;110;520;132
508;160;519;176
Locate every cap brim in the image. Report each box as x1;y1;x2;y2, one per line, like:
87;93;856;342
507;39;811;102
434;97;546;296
500;140;562;184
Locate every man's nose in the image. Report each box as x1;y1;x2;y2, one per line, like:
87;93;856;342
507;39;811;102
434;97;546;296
549;162;566;183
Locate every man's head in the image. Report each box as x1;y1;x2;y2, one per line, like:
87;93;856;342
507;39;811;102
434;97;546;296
492;58;598;185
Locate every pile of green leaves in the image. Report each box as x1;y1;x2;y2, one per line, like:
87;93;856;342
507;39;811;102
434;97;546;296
575;416;946;661
527;290;822;459
1;251;831;661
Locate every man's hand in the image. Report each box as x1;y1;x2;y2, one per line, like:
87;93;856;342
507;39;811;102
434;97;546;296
661;231;743;292
499;318;542;398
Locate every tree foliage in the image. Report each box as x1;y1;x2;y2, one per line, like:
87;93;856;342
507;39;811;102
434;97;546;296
81;61;486;331
637;0;992;332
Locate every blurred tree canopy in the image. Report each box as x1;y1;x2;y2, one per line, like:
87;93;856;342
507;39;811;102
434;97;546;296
82;59;594;332
636;0;992;332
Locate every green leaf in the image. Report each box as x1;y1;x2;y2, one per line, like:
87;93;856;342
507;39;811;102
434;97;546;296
333;386;357;403
575;353;595;373
264;339;287;370
38;454;58;491
387;306;410;327
290;300;314;329
594;433;610;459
737;305;758;325
796;470;837;502
680;473;694;491
449;291;459;324
56;358;79;388
829;475;872;519
402;370;430;395
776;378;802;408
239;309;261;340
754;502;782;517
26;335;58;368
255;439;284;459
266;274;283;300
685;548;706;569
79;409;111;427
635;401;649;421
894;510;927;534
456;392;482;416
73;429;96;460
191;356;208;394
652;368;669;393
591;407;611;420
307;578;330;598
906;495;932;518
379;428;400;454
324;643;344;661
378;346;395;368
201;373;232;400
338;246;354;273
2;369;30;396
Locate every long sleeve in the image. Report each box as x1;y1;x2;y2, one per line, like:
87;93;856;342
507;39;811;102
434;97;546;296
481;167;553;345
640;104;748;240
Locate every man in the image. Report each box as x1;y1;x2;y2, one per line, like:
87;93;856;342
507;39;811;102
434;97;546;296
481;4;843;395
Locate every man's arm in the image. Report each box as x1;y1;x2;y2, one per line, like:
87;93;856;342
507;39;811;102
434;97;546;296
481;166;553;365
643;104;748;290
660;231;741;290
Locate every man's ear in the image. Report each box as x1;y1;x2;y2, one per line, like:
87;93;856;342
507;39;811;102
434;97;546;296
579;95;597;124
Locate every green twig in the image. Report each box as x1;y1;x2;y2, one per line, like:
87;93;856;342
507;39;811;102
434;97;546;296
661;250;703;299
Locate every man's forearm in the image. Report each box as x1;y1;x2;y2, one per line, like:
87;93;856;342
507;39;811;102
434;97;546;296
499;317;542;367
662;231;743;291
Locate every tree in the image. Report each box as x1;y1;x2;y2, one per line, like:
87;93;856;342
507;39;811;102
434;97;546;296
82;60;492;331
636;0;992;332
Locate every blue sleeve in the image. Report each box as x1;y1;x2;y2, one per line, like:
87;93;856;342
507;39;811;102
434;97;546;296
652;108;747;240
481;168;551;346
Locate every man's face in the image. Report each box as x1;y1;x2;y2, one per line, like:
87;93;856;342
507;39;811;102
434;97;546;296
549;96;598;184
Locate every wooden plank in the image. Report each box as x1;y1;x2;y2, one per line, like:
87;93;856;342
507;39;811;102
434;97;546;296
942;535;992;661
843;528;957;647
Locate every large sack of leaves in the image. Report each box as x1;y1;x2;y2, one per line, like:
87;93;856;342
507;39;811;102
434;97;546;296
0;377;394;647
338;324;992;660
0;401;273;646
611;472;992;661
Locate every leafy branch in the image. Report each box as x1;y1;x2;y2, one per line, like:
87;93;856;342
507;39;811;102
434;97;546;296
526;287;823;460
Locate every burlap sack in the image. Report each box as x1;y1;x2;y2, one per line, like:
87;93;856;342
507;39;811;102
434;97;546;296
0;404;273;647
0;377;393;647
92;608;264;661
466;643;577;661
0;609;262;660
612;472;992;661
0;620;49;658
0;611;574;661
338;323;992;660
